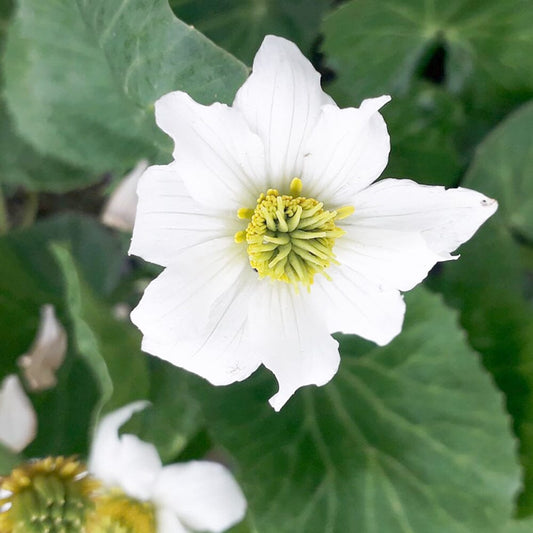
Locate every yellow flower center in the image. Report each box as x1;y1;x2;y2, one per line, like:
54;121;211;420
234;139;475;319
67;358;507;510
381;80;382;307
235;178;354;287
0;456;99;533
86;491;156;533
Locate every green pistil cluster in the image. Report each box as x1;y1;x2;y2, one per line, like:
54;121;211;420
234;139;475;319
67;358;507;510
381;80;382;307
0;457;98;533
235;178;354;287
0;458;157;533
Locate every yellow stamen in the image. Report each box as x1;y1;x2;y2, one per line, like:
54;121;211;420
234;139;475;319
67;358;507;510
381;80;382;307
236;180;354;288
234;230;246;243
335;205;355;220
289;177;303;196
237;207;254;219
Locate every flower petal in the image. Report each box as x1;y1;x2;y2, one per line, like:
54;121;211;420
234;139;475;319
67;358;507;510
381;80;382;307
17;304;67;392
155;91;267;209
129;164;236;267
141;268;261;386
302;96;391;205
335;225;443;292
233;35;332;190
352;178;498;255
131;238;248;348
152;461;247;533
314;266;406;346
156;508;188;533
101;159;148;232
88;402;161;501
248;282;340;411
0;374;37;453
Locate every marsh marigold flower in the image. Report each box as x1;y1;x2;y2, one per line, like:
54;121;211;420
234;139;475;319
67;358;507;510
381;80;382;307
130;35;497;410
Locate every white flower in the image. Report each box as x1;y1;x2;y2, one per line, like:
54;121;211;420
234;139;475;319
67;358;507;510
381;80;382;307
0;374;37;453
88;402;247;533
130;35;497;411
101;159;149;232
17;304;67;391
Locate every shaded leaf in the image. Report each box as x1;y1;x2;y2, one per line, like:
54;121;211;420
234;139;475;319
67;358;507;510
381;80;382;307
322;0;533;117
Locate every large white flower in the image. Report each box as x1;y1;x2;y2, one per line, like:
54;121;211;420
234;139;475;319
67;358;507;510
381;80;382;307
88;402;247;533
130;35;497;411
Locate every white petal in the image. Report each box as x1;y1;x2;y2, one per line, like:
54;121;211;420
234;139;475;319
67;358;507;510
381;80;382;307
248;282;340;411
101;159;149;232
335;225;443;292
131;238;248;348
302;97;391;205
156;508;188;533
234;35;332;190
152;461;246;533
352;179;498;255
0;374;37;453
141;268;261;386
88;402;162;501
314;266;406;346
17;304;67;392
129;164;236;267
155;91;267;209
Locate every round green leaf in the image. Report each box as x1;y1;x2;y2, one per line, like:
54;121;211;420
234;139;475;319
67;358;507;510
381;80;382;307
189;288;520;532
3;0;248;174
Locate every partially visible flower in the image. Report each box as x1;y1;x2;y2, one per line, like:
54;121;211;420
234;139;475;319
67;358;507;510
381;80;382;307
88;402;247;533
130;35;497;410
17;304;67;392
0;374;37;453
102;159;149;231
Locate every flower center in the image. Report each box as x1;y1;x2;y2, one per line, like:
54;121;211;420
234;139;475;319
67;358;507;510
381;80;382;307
0;456;99;533
86;491;156;533
235;178;354;287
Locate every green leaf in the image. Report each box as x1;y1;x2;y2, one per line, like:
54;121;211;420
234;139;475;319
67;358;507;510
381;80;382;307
3;0;248;174
185;288;520;532
135;359;205;464
0;0;92;192
322;0;533;113
3;213;126;296
52;244;149;423
462;101;533;241
383;82;466;186
169;0;329;65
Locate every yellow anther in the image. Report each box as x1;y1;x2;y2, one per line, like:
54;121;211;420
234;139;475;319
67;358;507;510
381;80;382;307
234;230;246;243
335;205;355;220
289;177;303;196
234;179;354;287
237;207;254;219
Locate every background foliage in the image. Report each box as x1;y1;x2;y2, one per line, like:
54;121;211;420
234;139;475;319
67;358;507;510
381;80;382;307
1;0;532;531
